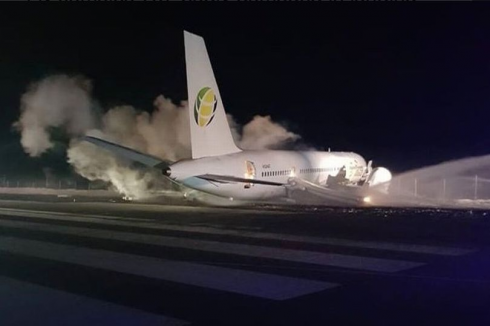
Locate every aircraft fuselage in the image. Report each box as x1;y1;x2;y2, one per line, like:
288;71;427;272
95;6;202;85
169;150;366;200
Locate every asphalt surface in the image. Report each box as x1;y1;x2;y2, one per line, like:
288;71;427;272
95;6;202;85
0;199;489;326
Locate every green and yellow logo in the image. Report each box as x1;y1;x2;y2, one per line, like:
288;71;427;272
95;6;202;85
194;87;218;127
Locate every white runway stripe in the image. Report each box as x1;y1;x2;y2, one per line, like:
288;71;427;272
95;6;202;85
0;276;187;326
0;236;337;300
0;207;474;256
0;219;424;273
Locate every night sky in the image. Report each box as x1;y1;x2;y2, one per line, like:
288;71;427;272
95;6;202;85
1;6;490;179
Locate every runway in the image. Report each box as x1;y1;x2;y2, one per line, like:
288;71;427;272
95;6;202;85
0;199;489;325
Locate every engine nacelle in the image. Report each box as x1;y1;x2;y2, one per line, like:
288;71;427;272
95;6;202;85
366;167;392;191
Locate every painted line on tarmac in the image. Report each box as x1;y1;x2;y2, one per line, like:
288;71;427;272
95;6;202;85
0;236;336;301
0;276;188;326
0;219;424;273
0;207;474;256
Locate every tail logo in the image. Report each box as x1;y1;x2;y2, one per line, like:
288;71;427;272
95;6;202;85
194;87;218;127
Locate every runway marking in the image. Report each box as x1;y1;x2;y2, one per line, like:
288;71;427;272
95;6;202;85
0;236;337;300
0;276;188;326
0;219;424;273
0;207;474;256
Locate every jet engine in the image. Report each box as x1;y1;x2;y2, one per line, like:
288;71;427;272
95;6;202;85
366;167;392;192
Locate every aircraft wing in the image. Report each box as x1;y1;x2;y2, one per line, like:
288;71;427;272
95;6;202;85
195;174;366;205
287;178;366;205
83;136;171;169
196;174;285;186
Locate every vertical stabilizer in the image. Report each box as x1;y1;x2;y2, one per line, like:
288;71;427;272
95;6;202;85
184;31;241;159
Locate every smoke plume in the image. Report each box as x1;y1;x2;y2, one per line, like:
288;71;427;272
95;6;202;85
228;114;300;150
14;74;301;199
15;75;96;156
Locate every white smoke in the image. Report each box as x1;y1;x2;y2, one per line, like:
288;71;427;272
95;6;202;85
67;139;167;199
95;97;191;161
236;115;300;150
15;75;96;157
14;74;301;199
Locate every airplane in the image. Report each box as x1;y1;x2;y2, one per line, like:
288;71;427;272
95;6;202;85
84;31;392;205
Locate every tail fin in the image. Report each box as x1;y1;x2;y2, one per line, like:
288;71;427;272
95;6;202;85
184;31;241;159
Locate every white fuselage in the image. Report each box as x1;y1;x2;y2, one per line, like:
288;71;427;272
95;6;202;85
169;150;366;200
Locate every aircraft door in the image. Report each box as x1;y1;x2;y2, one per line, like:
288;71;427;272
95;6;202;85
244;161;256;189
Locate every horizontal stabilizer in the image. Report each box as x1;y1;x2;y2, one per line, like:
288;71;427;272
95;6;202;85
197;174;284;186
83;136;170;169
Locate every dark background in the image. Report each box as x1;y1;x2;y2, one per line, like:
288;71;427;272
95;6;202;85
0;5;489;179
